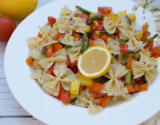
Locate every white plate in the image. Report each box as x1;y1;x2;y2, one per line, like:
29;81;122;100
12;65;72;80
4;0;160;124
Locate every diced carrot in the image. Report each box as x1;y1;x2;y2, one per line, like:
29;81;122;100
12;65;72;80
92;25;105;31
72;31;81;41
140;83;148;91
89;39;95;47
125;85;135;92
66;56;72;67
141;31;151;41
142;22;149;31
151;47;160;57
134;77;143;82
155;65;157;68
46;45;54;56
134;84;140;91
99;95;111;108
26;57;34;66
79;86;83;94
60;91;70;103
38;32;42;38
75;13;83;17
92;92;106;99
54;31;65;41
53;43;63;53
87;87;91;93
91;82;104;93
101;34;108;43
144;41;154;52
120;44;129;53
126;57;132;69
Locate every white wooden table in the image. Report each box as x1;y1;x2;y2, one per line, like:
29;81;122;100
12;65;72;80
0;0;160;124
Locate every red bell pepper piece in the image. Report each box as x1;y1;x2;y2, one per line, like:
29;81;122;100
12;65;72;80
60;91;70;103
98;7;113;16
91;32;100;40
75;13;90;20
48;16;56;26
120;44;129;53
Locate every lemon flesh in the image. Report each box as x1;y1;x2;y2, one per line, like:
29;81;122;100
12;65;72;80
78;46;111;79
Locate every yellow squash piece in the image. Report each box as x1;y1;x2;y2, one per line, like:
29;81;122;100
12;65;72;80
70;79;80;95
128;13;136;22
0;0;38;19
117;10;127;16
75;73;93;86
136;31;143;40
144;49;150;57
78;46;111;79
110;13;118;21
152;57;157;62
85;25;91;32
90;13;97;17
95;31;100;35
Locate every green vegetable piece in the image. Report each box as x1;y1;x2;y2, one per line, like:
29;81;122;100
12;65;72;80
131;79;136;86
123;53;140;58
143;34;159;43
125;70;132;85
70;98;77;105
81;33;89;54
87;14;105;24
41;42;59;55
125;15;132;25
98;31;111;36
143;17;145;19
75;6;91;15
120;40;127;44
42;46;47;55
93;76;108;84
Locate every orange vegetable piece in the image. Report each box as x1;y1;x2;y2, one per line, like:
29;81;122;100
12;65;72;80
144;41;154;52
87;87;91;93
91;82;104;93
151;47;160;58
101;34;108;43
134;84;140;91
38;32;42;38
46;45;54;56
54;31;65;41
26;57;34;66
141;31;151;41
99;95;111;108
92;92;106;99
125;85;135;92
134;77;143;82
58;83;63;97
142;22;149;31
60;91;70;103
66;56;71;67
72;31;81;41
89;39;95;47
126;57;132;69
79;86;83;94
53;43;63;53
140;83;148;91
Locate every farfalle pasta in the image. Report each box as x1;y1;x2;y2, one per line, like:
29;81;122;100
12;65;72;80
26;5;159;114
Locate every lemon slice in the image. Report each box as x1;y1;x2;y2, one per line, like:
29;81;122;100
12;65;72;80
78;46;111;79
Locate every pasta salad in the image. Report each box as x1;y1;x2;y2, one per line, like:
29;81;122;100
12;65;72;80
26;5;159;114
